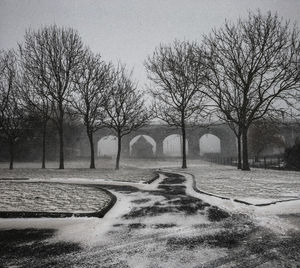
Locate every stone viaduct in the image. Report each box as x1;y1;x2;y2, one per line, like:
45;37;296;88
78;123;238;158
76;122;300;159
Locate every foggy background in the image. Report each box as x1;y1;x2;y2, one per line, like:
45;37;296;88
1;0;299;85
0;0;298;158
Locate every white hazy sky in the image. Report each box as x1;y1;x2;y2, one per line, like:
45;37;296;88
1;0;299;86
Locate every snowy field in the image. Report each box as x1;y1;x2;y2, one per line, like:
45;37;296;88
0;171;299;267
189;164;300;205
1;158;299;216
0;182;111;213
124;159;300;205
0;158;299;267
0;159;154;182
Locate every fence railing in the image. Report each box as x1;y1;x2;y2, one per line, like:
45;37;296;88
204;155;285;170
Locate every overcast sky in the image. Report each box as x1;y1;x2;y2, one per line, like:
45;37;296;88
1;0;299;86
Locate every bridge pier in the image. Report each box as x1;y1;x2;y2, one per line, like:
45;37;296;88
187;135;200;157
155;139;164;157
121;136;130;157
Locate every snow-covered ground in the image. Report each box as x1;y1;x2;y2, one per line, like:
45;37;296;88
1;170;299;267
0;173;227;266
0;182;111;213
0;159;299;266
0;159;154;182
188;163;300;204
125;158;300;227
1;158;299;215
124;158;300;204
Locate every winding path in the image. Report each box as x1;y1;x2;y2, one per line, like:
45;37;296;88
1;171;299;267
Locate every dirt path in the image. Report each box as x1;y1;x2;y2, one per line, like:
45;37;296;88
0;171;299;267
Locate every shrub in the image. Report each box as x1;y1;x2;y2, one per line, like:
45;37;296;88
284;143;300;170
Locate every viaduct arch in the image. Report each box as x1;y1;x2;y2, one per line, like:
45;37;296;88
78;124;238;158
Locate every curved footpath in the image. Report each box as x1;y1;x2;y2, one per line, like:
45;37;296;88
0;171;299;267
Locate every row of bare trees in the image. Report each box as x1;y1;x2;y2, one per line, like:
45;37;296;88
0;51;28;169
0;26;150;170
145;11;300;170
1;11;299;171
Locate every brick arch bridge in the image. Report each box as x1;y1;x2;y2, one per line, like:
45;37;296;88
78;124;238;158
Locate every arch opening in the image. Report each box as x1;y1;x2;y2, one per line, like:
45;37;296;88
129;135;156;158
163;134;188;157
97;135;118;157
199;134;221;156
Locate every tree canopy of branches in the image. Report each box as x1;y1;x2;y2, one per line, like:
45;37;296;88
18;64;53;169
248;120;285;161
103;65;150;170
20;25;86;169
0;50;28;169
71;50;112;169
201;11;300;170
145;40;207;168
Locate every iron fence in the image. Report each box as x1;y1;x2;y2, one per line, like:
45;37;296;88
204;155;285;170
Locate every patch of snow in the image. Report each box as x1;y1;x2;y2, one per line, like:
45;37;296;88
139;213;209;227
258;199;300;215
168;170;300;233
53;190;133;247
0;182;111;213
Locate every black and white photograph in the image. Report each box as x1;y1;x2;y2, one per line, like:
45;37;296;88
0;0;300;267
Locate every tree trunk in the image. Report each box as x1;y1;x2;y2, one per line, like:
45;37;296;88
41;121;47;169
116;133;122;170
242;126;250;171
181;117;187;169
58;126;64;169
58;105;64;169
88;131;95;169
9;140;14;170
237;132;242;169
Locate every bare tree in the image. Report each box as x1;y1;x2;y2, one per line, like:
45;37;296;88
0;51;13;114
229;123;242;169
20;25;86;169
201;11;300;170
145;40;207;168
103;65;150;170
18;70;53;169
71;50;112;169
0;50;28;169
213;108;242;169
